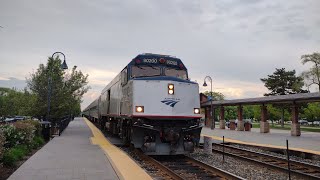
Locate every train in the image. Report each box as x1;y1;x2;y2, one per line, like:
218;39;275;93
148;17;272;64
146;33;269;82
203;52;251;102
82;53;202;155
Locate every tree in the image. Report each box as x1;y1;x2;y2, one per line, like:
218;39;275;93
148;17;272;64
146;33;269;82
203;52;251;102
301;52;320;92
261;68;307;96
260;68;308;127
301;102;320;123
202;91;225;101
224;106;237;120
27;56;89;121
0;87;36;117
243;105;255;119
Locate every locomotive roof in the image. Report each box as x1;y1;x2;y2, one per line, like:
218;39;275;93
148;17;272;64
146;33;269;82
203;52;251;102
128;53;186;69
134;53;180;59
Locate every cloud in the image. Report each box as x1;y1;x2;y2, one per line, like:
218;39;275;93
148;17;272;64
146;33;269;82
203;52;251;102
0;77;10;81
86;68;118;86
81;89;101;110
0;77;27;90
1;0;319;110
197;78;267;99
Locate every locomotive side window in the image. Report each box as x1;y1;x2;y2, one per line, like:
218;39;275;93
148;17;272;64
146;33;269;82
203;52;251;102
121;68;128;85
131;66;161;78
164;67;188;80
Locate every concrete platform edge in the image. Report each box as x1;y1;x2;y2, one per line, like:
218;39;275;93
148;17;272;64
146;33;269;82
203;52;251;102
83;118;152;180
202;134;320;155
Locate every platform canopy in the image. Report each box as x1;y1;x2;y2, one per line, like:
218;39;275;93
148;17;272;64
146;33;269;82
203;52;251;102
201;92;320;107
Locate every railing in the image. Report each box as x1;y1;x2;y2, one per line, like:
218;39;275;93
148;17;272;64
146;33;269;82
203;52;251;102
52;116;72;136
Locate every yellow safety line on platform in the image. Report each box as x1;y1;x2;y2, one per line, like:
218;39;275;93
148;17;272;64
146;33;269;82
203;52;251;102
84;118;152;180
202;134;320;155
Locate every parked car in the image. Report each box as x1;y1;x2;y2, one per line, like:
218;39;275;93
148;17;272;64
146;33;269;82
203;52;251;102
14;116;26;121
313;121;320;126
5;117;15;122
298;120;309;125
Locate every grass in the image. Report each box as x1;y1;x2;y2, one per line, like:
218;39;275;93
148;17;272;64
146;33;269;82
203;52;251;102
252;123;320;132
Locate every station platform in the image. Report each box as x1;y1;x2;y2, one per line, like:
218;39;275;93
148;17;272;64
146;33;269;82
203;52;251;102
8;118;151;180
201;127;320;155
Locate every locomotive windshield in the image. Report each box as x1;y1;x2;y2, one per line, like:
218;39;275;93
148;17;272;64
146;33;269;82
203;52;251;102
131;65;161;78
165;67;188;80
130;54;189;79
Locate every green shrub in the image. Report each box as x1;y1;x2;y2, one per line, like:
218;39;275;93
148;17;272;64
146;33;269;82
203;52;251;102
29;140;39;149
2;146;28;167
14;121;36;145
15;145;30;154
34;136;44;146
9;147;25;160
0;130;5;161
23;120;42;137
0;124;20;148
29;136;44;149
2;150;18;167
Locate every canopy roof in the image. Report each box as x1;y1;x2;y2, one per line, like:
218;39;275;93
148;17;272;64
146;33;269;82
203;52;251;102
201;92;320;107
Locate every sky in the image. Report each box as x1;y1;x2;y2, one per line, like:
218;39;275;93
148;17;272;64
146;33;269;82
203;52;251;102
0;0;319;110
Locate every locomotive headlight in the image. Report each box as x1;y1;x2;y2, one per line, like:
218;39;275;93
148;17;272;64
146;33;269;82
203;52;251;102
194;108;200;114
168;84;174;95
136;106;144;113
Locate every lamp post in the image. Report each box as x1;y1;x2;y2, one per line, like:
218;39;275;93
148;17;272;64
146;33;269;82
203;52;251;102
203;76;214;129
47;52;68;122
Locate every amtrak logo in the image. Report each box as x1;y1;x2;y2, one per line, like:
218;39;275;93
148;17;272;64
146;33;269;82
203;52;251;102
161;98;180;107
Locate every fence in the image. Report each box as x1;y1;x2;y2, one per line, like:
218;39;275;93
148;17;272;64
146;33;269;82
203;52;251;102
51;116;72;136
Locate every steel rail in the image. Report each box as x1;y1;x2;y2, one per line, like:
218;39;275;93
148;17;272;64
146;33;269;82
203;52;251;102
133;149;184;180
134;148;243;180
212;143;320;180
217;143;320;171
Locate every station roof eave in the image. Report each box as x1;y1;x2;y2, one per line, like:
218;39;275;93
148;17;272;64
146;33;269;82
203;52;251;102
201;92;320;107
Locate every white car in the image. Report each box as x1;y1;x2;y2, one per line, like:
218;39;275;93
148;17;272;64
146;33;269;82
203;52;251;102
5;117;15;122
298;120;308;125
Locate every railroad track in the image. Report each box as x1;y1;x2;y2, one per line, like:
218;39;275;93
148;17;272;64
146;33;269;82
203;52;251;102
134;149;243;180
211;143;320;180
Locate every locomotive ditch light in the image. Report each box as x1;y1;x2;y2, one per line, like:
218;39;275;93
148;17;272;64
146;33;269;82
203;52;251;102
168;84;174;95
194;108;200;114
136;106;144;113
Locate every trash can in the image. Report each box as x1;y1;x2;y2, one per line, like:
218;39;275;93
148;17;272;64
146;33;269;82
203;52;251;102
40;121;51;141
230;121;236;130
244;122;251;131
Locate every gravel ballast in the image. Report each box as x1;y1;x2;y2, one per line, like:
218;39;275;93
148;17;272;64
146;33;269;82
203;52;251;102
230;143;320;166
189;148;301;180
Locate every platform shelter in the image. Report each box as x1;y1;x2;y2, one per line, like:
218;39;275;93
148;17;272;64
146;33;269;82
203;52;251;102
200;92;320;136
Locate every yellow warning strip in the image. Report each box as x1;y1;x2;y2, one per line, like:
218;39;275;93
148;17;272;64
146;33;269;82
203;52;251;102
202;134;320;155
84;118;152;180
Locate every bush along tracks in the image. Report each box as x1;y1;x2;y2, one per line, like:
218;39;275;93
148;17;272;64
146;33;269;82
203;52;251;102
0;120;46;180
